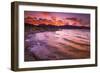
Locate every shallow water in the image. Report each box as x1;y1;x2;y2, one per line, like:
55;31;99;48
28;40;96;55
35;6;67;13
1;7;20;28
24;29;90;61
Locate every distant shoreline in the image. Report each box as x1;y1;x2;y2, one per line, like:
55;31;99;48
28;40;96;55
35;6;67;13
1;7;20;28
25;23;90;30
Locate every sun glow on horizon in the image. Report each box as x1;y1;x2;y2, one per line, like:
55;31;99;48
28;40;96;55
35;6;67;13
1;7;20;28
24;11;90;27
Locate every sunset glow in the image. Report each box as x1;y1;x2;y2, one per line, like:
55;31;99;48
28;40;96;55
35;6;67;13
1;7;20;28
24;11;90;27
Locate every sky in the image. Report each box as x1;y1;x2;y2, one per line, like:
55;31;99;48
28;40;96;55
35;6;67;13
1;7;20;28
24;11;90;26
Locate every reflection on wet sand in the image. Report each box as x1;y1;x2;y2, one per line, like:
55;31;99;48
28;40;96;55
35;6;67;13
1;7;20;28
25;29;90;61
